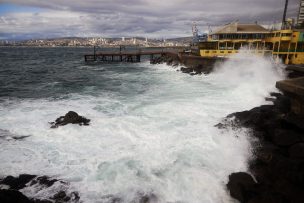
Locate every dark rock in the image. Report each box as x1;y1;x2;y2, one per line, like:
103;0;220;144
52;191;71;202
138;194;158;203
272;129;301;147
226;91;304;202
265;97;276;102
12;135;31;140
172;61;179;67
289;143;304;158
214;123;225;129
270;92;283;98
231;105;275;131
0;175;80;203
32;199;52;203
0;189;32;203
50;111;90;128
247;195;285;203
180;67;193;73
274;158;304;186
283;113;304;130
272;179;304;203
70;192;80;202
0;174;36;190
53;191;67;199
30;176;59;187
166;58;173;66
227;172;257;203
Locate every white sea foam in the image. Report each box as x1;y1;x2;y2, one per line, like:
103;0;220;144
0;53;285;203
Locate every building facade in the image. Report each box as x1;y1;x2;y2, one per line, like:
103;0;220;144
198;22;304;65
298;0;304;26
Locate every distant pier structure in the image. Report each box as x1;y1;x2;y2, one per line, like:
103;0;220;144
84;46;171;63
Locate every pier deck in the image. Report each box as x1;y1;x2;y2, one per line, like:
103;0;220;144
84;50;168;63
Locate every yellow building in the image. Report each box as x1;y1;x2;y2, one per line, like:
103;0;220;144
199;22;304;65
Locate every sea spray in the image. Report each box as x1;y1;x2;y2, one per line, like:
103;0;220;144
209;49;286;110
0;48;286;202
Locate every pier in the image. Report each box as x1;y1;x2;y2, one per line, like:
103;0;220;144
84;46;177;63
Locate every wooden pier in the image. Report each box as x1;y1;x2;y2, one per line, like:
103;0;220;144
84;46;167;63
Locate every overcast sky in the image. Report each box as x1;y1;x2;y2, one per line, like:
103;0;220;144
0;0;301;40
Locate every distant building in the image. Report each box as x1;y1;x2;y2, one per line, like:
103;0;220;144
210;22;270;41
298;0;304;26
198;21;304;65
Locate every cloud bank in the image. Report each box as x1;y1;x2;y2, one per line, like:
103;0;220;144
0;0;300;39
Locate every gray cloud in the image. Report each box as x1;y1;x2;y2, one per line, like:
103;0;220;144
0;0;301;39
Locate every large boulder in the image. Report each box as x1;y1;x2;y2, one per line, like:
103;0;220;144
227;172;257;203
289;143;304;158
0;189;32;203
0;174;36;190
272;130;301;147
50;111;90;128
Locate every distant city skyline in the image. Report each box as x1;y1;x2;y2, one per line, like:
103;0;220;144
0;0;301;40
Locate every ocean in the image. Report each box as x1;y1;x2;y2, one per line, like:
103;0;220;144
0;47;285;203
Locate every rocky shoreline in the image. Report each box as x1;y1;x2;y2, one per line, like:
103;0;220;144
153;54;304;202
222;75;304;201
150;53;220;75
0;174;79;203
223;93;304;203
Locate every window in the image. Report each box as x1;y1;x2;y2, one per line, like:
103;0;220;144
199;42;218;50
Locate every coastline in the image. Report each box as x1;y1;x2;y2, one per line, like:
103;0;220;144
151;52;225;75
152;53;304;202
223;68;304;203
1;50;303;202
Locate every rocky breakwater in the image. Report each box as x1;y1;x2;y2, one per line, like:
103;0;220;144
150;52;221;75
0;174;80;203
223;77;304;203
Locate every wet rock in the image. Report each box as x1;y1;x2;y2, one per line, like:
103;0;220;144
0;189;32;203
214;123;225;129
272;129;301;147
227;172;257;203
32;200;52;203
289;143;304;158
30;176;59;187
52;191;71;202
283;113;304;130
226;90;304;202
50;111;90;128
180;67;193;73
0;174;36;190
172;61;179;67
1;174;80;203
138;193;158;203
247;195;285;203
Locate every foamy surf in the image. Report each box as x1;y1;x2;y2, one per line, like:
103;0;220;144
0;48;285;203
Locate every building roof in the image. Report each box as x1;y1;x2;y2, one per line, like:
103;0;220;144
212;22;270;34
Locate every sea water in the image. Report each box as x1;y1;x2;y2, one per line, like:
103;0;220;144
0;47;285;203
